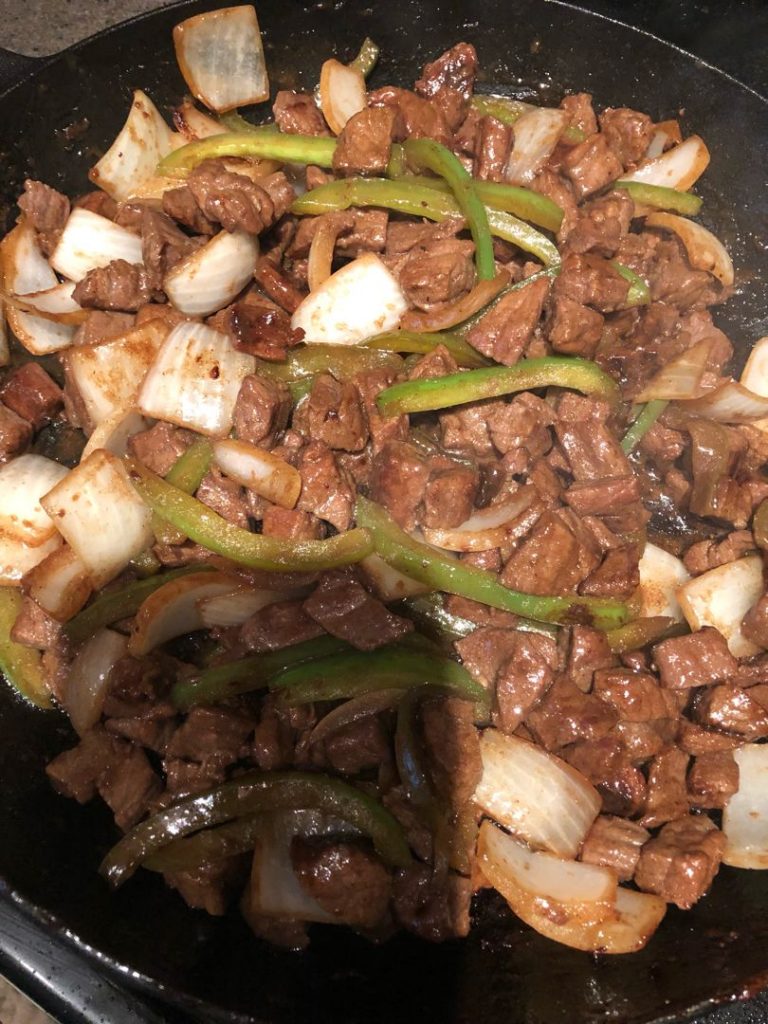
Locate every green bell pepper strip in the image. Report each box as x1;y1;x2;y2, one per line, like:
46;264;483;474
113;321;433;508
402;138;495;280
606;616;686;654
375;356;620;418
395;174;563;232
363;330;490;368
610;260;650;307
614;180;703;217
218;112;279;133
172;634;349;709
100;769;412;886
144;814;266;873
269;646;490;711
64;564;214;645
158;131;338;176
128;548;162;578
126;458;373;573
290;178;560;266
620;399;669;454
400;593;477;643
355;497;630;631
0;589;52;708
349;36;380;77
470;95;586;144
154;436;215;547
254;344;403;385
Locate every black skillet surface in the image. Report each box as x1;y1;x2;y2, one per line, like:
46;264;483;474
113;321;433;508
1;2;768;1022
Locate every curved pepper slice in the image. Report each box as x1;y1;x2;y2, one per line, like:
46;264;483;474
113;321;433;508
610;260;650;307
144;814;267;873
0;589;52;708
614;180;703;216
269;646;490;711
126;458;373;573
154;436;215;547
403;138;495;280
100;769;412;885
355;497;630;631
621;399;669;454
159;131;337;176
290;178;559;266
375;356;620;417
349;36;380;77
172;634;349;709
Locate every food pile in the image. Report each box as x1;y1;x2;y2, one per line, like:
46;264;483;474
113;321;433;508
0;3;766;955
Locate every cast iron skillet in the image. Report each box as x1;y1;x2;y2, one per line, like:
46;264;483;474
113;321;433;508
1;2;768;1022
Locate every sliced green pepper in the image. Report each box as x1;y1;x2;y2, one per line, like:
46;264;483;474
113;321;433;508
606;616;685;653
615;180;703;217
154;436;216;547
363;330;490;368
254;344;403;384
0;589;52;708
218;112;279;134
290;178;559;265
610;260;650;307
395;174;563;232
269;646;490;711
470;95;586;143
127;459;373;573
403;138;495;280
144;814;266;873
100;769;412;886
621;399;669;454
356;497;630;631
65;564;213;645
349;36;380;77
172;634;349;709
375;355;620;417
159;131;337;176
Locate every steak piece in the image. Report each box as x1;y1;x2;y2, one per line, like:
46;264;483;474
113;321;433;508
683;531;755;575
165;707;254;768
368;86;453;146
128;421;194;476
370;440;429;531
564;475;640;516
293;373;369;452
565;190;634;258
423;460;478;529
500;509;599;595
187;160;294;234
493;632;558;734
593;668;678;723
162;185;216;234
0;404;32;462
0;363;63;430
598;107;654;168
560;93;598;134
323;716;391;775
421;695;482;808
688;751;739;809
467;274;550;365
303;571;413;651
473;115;513;182
240;599;325;653
332;107;396;176
640;747;691;828
414;42;478;131
393;865;471;941
197;466;250;528
233;374;292;449
262;506;323;540
273;91;330;136
527;676;619;751
567;625;616;692
18;178;70;253
634;815;725;909
693;684;768;738
98;744;163;831
10;596;61;650
561;133;623;200
292;839;392;928
580;815;649;881
297;440;356;531
72;259;155;312
141;207;197;290
166;857;246;916
653;627;738;689
565;735;647;817
398;238;475;311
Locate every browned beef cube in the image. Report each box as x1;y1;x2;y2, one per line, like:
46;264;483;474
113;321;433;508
392;864;471;941
500;510;599;595
593;668;678;723
293;373;369;452
423;462;478;529
128;421;194;476
368;86;453;146
564;475;640;516
472;115;514;182
292;839;392;928
640;747;691;828
580;815;649;881
303;571;413;651
0;403;32;462
493;632;558;734
261;505;323;540
197;466;249;528
407;344;459;381
0;363;63;430
653;627;738;689
297;440;355;531
694;684;768;738
164;758;226;797
323;716;391;775
251;694;297;770
166;857;246;916
688;751;739;809
10;596;61;653
466;274;550;365
634;815;725;909
240;599;325;654
455;626;522;688
440;400;497;458
98;744;162;831
742;594;768;649
105;716;174;755
565;735;647;816
527;676;619;751
370;440;429;531
683;531;755;575
560;92;598;134
165;707;254;767
561;133;623;199
422;696;482;809
677;719;743;755
273;90;330;136
399;238;475;311
567;624;616;692
46;728;122;803
354;368;408;454
414;42;478;131
547;294;604;356
579;543;641;598
555;253;630;312
233;374;291;449
332;107;396;176
598;107;654;167
564;190;634;258
556;421;630;480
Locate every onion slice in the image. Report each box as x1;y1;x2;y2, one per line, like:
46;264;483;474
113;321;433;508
23;544;92;622
421;489;537;552
173;5;270;114
677;555;764;658
359;553;433;601
67;319;171;430
319;59;366;135
164;230;259;317
307;216;342;292
723;744;768;869
49;209;144;283
638;542;689;621
90;90;178;202
0;533;61;586
81;408;149;461
138;321;255;437
681;379;768;423
212;439;302;509
0;455;68;546
619;135;710;191
505;107;569;186
40;449;154;588
4;307;75;356
198;587;298;629
6;281;86;325
291;253;408;346
474;729;601;858
129;571;240;656
173;96;228;140
634;338;713;402
64;628;128;735
0;220;57;295
645;211;733;286
478;822;665;954
308;689;403;749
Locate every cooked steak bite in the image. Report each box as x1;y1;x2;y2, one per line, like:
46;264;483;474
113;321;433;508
634;815;725;909
332;107;396;176
292;839;392;928
467;275;550;365
653;628;738;689
580;815;649;881
273;90;330;136
0;363;63;430
303;570;413;651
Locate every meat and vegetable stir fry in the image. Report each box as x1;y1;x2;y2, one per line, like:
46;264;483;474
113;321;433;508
1;4;766;955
